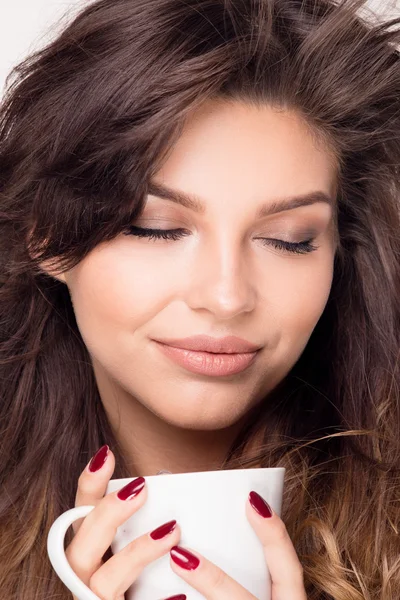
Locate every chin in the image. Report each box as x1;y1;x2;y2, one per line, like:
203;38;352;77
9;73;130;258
155;405;245;431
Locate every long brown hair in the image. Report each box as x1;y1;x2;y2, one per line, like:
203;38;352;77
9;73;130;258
1;0;399;598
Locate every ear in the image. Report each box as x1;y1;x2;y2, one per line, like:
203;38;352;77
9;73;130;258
27;227;67;283
37;258;67;283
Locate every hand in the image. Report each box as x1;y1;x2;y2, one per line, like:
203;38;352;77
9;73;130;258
169;490;307;600
65;446;181;600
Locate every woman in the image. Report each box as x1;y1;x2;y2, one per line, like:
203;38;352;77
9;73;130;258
0;0;399;598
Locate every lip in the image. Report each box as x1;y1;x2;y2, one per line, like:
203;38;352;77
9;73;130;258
154;341;260;377
153;335;262;354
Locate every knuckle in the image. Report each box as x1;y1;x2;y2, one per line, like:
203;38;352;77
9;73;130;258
125;540;144;566
66;535;104;577
272;518;290;543
279;563;305;589
294;562;305;580
96;499;121;533
65;545;90;578
208;564;227;590
71;519;83;535
121;535;150;570
77;470;99;493
77;468;90;485
83;494;113;527
65;545;79;571
89;571;120;600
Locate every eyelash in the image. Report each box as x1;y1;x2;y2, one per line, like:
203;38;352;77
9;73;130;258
124;226;319;255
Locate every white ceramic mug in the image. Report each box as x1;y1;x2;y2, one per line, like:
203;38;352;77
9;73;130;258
47;467;285;600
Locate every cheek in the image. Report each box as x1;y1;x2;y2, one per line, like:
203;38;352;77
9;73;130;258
66;246;173;347
274;251;334;343
67;241;334;358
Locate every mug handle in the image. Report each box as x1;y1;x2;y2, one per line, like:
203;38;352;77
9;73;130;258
47;505;102;600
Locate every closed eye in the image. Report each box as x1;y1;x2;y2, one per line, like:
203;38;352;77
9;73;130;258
123;225;319;255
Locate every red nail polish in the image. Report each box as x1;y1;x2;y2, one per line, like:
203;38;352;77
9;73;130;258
163;596;186;600
117;477;145;500
88;445;109;472
170;545;200;570
249;491;273;518
150;519;177;540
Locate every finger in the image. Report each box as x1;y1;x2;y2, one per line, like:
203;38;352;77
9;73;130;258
73;444;116;535
169;545;257;600
88;519;181;600
246;491;307;599
65;472;147;586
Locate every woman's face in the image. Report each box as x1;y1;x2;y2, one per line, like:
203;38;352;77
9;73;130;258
50;99;338;430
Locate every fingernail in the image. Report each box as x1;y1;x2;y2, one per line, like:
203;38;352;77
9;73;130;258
87;445;109;472
117;477;145;500
170;545;200;570
150;519;177;540
163;595;186;600
249;490;273;518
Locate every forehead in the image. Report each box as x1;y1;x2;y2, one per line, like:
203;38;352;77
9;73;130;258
150;99;338;214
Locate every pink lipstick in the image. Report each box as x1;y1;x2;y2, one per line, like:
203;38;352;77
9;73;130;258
154;341;259;376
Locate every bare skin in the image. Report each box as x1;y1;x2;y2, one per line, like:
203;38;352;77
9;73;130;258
65;447;307;600
41;98;337;599
42;98;338;477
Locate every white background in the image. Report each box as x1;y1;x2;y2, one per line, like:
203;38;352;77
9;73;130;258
0;0;399;98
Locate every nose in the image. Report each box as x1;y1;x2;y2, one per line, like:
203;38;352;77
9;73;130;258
185;235;257;320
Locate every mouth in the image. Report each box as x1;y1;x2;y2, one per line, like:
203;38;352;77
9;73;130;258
153;334;262;354
154;341;260;377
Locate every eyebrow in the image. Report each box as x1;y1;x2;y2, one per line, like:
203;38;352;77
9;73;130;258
147;180;334;218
